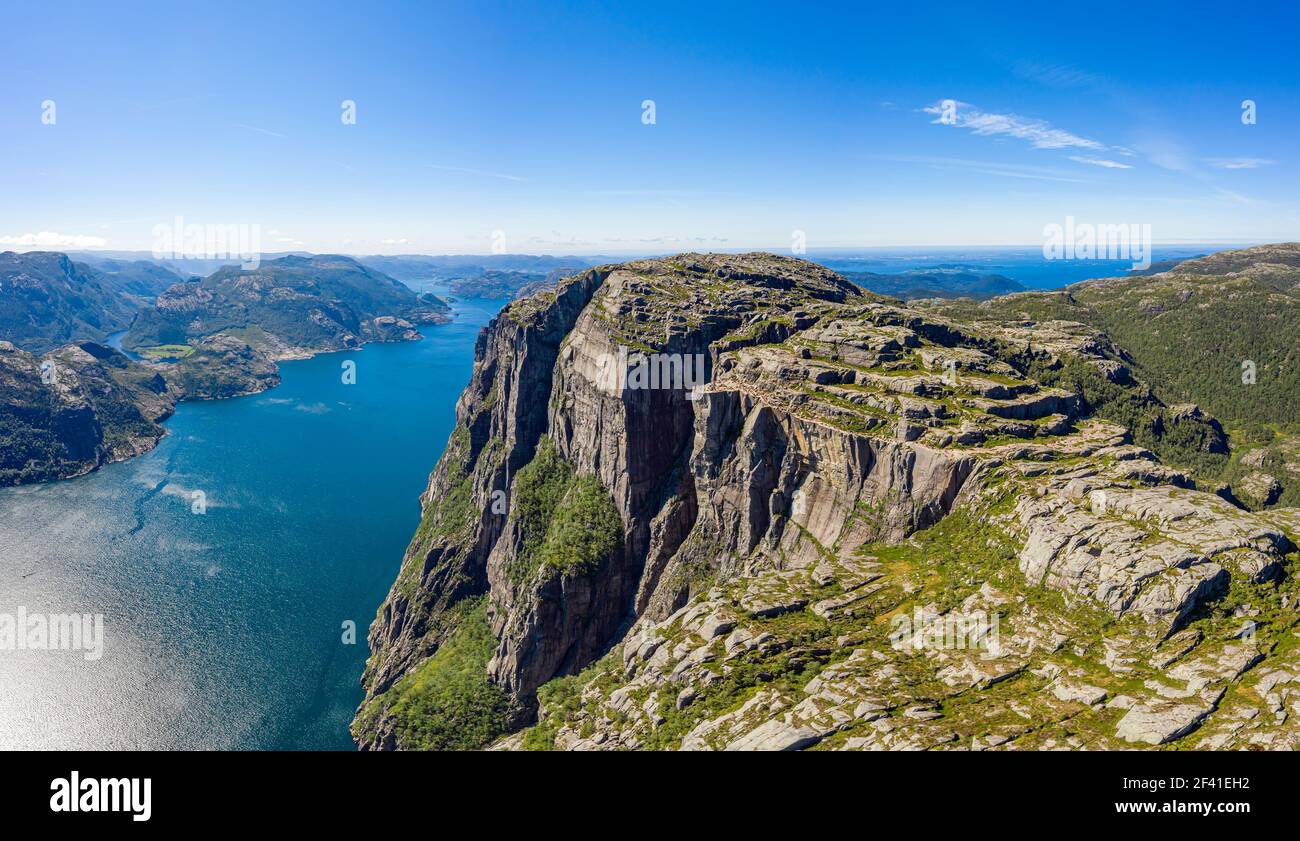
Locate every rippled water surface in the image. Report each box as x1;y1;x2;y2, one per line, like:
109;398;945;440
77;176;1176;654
0;296;505;749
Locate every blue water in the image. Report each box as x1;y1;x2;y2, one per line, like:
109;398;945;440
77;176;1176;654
0;295;507;750
808;245;1234;290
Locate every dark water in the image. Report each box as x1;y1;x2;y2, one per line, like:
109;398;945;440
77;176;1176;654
0;295;506;750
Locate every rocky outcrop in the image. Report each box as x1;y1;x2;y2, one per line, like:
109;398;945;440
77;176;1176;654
356;251;1300;752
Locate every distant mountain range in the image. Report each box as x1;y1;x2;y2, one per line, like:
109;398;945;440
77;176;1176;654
0;252;451;485
357;254;600;286
442;266;588;299
0;251;141;352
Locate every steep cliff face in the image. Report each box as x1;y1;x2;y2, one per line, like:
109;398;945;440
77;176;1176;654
360;269;610;702
356;251;1300;751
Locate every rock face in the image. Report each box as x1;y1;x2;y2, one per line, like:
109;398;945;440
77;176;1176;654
355;250;1300;751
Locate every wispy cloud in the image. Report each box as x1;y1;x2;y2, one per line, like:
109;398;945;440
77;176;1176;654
0;231;108;248
1215;189;1257;205
1010;60;1101;90
235;123;287;139
425;164;525;182
922;100;1105;150
1206;157;1277;170
380;237;410;245
1069;155;1133;169
869;154;1092;183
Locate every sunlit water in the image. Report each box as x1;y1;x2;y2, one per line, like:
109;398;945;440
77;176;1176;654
0;295;506;749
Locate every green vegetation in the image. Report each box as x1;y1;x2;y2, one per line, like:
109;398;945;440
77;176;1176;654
123;254;443;351
508;436;623;584
1026;354;1229;477
0;251;139;353
938;253;1300;450
135;344;195;360
351;598;512;751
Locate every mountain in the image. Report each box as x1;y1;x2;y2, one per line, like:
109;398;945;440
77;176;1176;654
123;254;450;357
359;254;599;287
1;253;446;486
0;251;139;352
445;266;587;300
925;243;1300;507
841;268;1025;301
0;340;175;486
353;251;1300;752
75;257;191;302
1125;255;1203;277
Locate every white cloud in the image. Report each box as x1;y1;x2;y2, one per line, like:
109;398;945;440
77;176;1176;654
0;231;108;249
923;101;1105;150
1206;157;1276;170
1068;156;1133;169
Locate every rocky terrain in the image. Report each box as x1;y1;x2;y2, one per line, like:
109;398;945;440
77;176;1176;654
354;247;1300;751
929;243;1300;508
0;340;175;486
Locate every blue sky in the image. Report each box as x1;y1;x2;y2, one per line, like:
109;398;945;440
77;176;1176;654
1;0;1297;254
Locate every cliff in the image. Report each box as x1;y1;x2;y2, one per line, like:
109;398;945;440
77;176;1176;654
355;251;1300;751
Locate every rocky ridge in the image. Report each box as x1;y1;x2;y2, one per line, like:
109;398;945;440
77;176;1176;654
354;250;1300;751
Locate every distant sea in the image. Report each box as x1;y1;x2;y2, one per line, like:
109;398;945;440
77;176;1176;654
808;245;1236;290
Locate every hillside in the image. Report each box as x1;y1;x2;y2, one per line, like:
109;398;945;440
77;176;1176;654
841;268;1025;301
446;267;587;300
123;254;450;356
925;243;1300;507
1;253;443;485
0;251;139;352
0;340;176;486
79;257;191;302
353;251;1300;752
